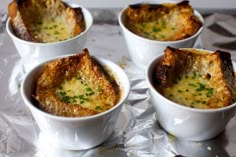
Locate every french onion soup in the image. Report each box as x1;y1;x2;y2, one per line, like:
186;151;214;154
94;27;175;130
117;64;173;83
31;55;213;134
123;1;202;41
8;0;86;43
153;47;236;109
34;49;120;117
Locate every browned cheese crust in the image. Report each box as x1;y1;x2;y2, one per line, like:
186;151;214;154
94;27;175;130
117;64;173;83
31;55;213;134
124;1;202;41
154;47;236;108
8;0;85;42
34;49;120;117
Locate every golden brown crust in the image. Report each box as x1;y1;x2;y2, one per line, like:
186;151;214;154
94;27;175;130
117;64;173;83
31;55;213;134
34;49;120;117
124;1;202;41
8;0;85;42
154;47;236;108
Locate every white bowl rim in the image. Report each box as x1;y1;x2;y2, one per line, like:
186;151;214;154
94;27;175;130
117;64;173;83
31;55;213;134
145;48;236;113
21;54;130;121
6;4;93;46
118;3;204;44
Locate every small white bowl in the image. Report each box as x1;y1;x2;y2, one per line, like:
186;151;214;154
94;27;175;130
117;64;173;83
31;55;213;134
118;3;204;69
6;4;93;72
146;50;236;141
21;55;130;150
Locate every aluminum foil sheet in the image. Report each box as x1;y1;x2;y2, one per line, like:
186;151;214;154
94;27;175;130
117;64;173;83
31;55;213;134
1;10;236;157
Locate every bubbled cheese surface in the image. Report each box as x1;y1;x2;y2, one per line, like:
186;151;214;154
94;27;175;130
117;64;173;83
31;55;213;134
163;73;214;109
56;75;111;112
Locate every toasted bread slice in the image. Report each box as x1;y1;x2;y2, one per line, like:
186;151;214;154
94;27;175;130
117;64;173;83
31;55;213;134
8;0;85;43
154;47;236;109
34;49;120;117
124;1;202;41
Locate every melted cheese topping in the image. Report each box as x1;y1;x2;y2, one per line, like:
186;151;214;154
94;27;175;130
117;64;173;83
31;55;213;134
31;18;72;43
162;73;214;109
132;21;176;41
55;75;112;112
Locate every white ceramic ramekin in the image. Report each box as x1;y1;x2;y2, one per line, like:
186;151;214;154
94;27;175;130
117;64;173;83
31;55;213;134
118;3;204;69
21;54;130;150
6;4;93;72
146;49;236;141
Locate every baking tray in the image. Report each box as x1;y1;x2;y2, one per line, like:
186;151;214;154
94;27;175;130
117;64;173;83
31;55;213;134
1;11;236;157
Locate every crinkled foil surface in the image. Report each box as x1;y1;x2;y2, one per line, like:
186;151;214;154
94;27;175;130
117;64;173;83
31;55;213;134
1;10;236;157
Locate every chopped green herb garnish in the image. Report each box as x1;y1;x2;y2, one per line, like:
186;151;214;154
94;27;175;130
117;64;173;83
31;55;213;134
88;92;95;96
177;90;182;93
61;95;70;103
189;83;196;87
173;79;178;84
58;91;66;96
160;35;165;38
161;21;166;29
206;88;213;97
86;87;93;92
80;101;84;104
78;95;85;99
191;73;196;79
196;82;206;91
54;31;59;35
153;27;161;32
97;86;102;92
95;106;102;110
